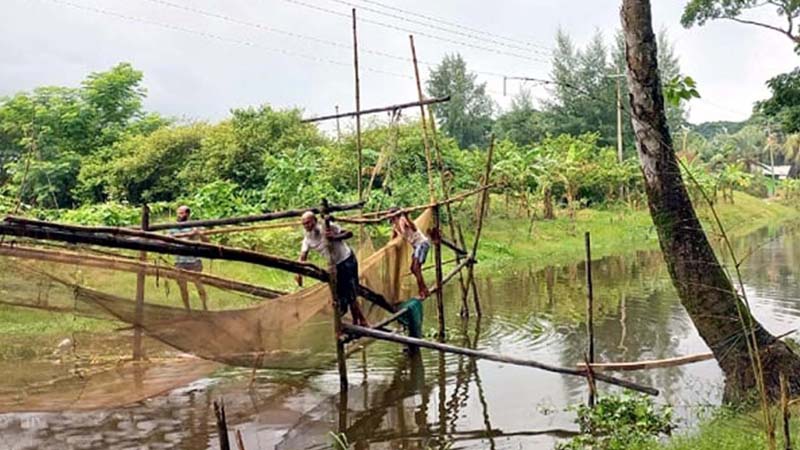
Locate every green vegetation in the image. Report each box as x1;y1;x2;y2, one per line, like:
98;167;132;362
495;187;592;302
557;394;675;450
639;407;800;450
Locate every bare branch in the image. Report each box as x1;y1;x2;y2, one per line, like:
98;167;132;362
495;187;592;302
723;16;800;43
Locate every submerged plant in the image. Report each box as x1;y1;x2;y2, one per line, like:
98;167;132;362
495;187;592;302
557;394;675;450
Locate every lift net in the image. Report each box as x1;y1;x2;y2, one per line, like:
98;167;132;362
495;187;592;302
0;209;433;370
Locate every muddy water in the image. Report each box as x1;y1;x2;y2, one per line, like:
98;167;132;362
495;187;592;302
2;224;800;450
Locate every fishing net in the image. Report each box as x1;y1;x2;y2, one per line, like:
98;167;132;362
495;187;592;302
0;209;433;370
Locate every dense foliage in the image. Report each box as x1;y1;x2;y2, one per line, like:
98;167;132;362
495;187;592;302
557;394;675;450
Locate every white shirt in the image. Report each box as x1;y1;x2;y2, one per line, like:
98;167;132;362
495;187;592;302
301;222;353;265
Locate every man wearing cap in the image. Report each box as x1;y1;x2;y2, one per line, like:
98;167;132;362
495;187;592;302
296;211;369;326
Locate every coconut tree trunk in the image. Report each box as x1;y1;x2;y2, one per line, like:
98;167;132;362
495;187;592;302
621;0;800;401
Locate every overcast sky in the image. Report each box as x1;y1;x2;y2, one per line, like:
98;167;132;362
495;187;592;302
1;0;797;128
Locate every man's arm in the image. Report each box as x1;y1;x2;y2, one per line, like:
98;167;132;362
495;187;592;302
296;246;309;286
325;223;352;241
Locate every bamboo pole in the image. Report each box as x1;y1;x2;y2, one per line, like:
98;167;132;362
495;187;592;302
409;35;436;203
428;107;469;313
335;105;341;141
235;429;247;450
464;137;495;316
302;96;450;123
433;205;445;340
584;353;597;407
352;8;363;203
322;199;348;391
0;245;285;299
146;201;364;232
133;204;149;361
341;324;659;396
337;184;495;225
585;231;595;407
213;399;231;450
457;224;471;315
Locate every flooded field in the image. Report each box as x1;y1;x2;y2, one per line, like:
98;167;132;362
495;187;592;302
2;224;800;449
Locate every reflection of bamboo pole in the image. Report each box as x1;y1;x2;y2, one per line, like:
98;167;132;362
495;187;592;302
342;324;659;396
214;399;231;450
409;35;436;202
433;205;445;340
133;204;149;361
585;232;595;407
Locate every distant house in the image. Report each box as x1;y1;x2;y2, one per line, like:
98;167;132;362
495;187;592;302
752;162;793;180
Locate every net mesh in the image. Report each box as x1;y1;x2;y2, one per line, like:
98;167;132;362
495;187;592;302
0;209;433;370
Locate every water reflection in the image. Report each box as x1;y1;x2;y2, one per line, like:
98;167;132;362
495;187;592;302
3;223;800;449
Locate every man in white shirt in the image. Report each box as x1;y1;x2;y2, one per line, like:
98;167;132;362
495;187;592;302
296;211;369;326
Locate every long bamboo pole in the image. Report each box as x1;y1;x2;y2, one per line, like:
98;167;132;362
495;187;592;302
409;35;436;203
337;184;496;225
352;8;363;203
585;231;595;407
146;201;364;232
322;199;348;391
427;107;469;314
341;324;659;396
0;245;285;299
302;96;450;123
133;204;149;361
433;205;445;340
464;137;495;316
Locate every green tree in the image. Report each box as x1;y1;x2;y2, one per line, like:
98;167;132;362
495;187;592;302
681;0;800;51
756;67;800;134
493;88;547;146
426;54;494;149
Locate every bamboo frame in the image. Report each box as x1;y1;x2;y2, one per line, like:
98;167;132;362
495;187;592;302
342;323;659;396
301;96;450;123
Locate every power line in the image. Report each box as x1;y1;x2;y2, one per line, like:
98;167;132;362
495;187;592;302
279;0;551;65
353;0;552;53
320;0;550;57
37;0;413;80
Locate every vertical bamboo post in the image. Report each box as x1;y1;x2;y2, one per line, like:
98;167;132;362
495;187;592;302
335;105;342;142
409;35;436;203
352;9;363;203
322;199;348;391
585;231;595;407
433;205;445;340
465;136;494;317
132;203;149;361
213;399;231;450
781;373;792;450
428;108;469;315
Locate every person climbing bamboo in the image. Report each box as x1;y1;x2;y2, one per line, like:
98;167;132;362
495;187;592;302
169;205;209;311
388;207;431;298
296;211;369;326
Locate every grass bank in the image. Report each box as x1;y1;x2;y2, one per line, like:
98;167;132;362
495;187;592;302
472;191;800;272
0;191;797;340
638;408;800;450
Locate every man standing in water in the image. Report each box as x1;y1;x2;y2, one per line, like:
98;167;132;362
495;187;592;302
295;211;369;326
388;208;430;298
171;205;209;311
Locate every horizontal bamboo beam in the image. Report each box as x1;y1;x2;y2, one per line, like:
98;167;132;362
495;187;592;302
336;184;496;225
342;324;659;396
302;96;450;123
440;237;467;256
1;216;329;280
0;245;285;300
0;218;395;313
576;328;798;372
147;201;364;232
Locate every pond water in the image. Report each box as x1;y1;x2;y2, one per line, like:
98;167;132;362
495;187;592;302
2;223;800;450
